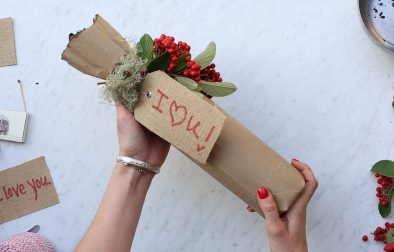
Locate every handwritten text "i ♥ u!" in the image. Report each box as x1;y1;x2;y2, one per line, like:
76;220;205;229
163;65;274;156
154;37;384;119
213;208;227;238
134;71;226;163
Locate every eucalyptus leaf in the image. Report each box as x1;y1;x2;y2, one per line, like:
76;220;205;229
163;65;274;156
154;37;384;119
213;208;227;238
387;228;394;243
371;160;394;177
147;52;171;73
193;42;216;69
173;54;190;73
192;91;206;98
176;76;198;90
137;34;153;64
198;80;237;97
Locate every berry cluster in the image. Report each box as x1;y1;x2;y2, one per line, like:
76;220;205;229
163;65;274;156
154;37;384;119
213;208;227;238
375;174;394;206
200;63;222;82
370;223;394;244
362;223;394;251
153;34;191;72
183;61;201;82
153;34;222;83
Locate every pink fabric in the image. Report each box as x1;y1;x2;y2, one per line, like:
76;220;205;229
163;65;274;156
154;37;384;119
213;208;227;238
0;232;54;252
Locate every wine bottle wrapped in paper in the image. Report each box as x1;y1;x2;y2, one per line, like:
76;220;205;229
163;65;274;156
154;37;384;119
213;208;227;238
61;15;305;215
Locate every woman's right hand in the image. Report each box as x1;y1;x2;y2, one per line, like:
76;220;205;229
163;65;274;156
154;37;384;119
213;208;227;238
248;159;318;252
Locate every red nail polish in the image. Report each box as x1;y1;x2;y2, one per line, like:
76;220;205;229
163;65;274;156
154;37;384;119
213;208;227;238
257;187;269;199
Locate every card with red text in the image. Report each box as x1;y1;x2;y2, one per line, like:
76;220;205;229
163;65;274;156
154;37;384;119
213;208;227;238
134;71;226;163
0;156;59;224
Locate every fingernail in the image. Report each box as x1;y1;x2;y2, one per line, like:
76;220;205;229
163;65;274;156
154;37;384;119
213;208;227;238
257;187;269;199
247;206;255;212
292;158;300;163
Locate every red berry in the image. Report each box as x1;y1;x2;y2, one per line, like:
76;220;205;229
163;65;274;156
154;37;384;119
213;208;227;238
192;64;200;71
185;56;191;62
382;200;389;206
194;76;201;82
210;63;216;68
362;235;368;241
384;242;394;251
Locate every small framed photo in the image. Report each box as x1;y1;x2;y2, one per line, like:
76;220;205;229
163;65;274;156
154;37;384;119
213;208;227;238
0;109;28;143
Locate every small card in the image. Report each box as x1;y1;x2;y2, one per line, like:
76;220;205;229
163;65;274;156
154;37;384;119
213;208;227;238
0;17;17;67
0;156;59;224
0;109;28;143
134;71;226;163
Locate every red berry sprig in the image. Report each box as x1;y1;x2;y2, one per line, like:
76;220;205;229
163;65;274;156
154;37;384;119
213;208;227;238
373;223;394;244
152;34;224;84
153;34;191;73
362;223;394;250
375;174;394;206
200;63;222;82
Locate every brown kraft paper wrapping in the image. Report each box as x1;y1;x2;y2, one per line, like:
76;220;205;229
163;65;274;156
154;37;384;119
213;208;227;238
61;15;305;215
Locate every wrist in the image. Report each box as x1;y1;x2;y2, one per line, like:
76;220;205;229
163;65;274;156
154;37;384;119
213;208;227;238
113;162;154;188
118;149;149;163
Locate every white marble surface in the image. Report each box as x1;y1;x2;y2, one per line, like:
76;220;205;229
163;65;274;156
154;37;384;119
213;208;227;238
1;0;394;251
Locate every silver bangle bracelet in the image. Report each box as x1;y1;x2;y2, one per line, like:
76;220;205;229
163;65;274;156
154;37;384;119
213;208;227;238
117;156;160;174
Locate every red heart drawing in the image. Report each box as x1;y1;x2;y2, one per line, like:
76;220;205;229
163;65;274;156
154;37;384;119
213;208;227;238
170;100;187;126
197;144;205;152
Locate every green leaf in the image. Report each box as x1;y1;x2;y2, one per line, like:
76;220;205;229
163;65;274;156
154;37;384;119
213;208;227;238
379;201;391;218
175;76;198;90
137;34;154;64
198;80;237;97
392;100;394;110
387;228;394;243
172;54;190;73
193;42;216;69
192;91;205;98
379;188;394;218
371;160;394;177
147;52;171;73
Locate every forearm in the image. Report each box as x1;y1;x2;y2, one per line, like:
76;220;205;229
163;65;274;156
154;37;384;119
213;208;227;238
75;163;154;252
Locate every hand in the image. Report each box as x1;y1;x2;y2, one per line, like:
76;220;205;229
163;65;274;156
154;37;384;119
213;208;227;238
116;103;170;168
247;159;318;252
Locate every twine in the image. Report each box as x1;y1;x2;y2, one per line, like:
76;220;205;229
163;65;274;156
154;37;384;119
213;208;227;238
0;232;54;252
